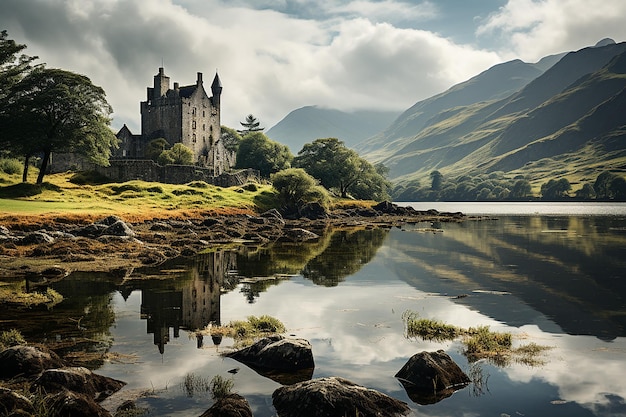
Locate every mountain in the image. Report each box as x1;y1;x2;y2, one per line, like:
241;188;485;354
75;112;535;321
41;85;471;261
356;53;565;157
360;40;626;190
266;106;398;153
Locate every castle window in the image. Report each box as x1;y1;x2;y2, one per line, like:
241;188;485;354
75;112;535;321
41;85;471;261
202;124;205;131
210;125;213;132
192;121;196;129
202;110;205;117
192;107;196;115
193;134;197;143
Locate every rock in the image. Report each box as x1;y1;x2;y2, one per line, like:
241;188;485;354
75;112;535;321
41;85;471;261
0;345;64;380
101;220;135;238
149;221;174;231
272;376;410;417
74;223;109;238
19;231;55;245
96;215;123;226
198;393;253;417
394;350;470;405
0;387;35;415
260;208;284;223
298;202;328;220
279;228;319;243
30;367;125;401
44;390;112;417
226;335;314;384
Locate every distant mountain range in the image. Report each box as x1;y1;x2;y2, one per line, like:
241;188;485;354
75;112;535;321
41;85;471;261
268;39;626;192
266;106;398;153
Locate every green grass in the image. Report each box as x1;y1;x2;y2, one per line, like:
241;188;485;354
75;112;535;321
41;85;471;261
0;329;26;350
0;171;279;221
402;310;552;366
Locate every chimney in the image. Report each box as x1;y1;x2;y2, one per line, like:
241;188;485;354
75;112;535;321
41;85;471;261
197;72;203;85
174;82;179;91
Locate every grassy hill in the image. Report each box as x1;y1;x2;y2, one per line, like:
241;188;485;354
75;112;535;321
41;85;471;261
362;41;626;195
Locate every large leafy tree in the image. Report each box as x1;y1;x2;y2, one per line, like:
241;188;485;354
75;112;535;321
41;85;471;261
235;131;292;177
0;30;38;103
3;67;117;183
293;137;389;200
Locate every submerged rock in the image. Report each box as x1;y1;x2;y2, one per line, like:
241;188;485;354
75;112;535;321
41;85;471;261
272;376;410;417
395;350;470;405
226;335;314;384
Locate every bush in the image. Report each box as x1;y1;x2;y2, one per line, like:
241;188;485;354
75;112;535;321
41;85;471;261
271;168;330;214
0;329;26;349
0;158;22;175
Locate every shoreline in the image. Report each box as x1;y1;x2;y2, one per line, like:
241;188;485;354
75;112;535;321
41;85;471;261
0;202;472;281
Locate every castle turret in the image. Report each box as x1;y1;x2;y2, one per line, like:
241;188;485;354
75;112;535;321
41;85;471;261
153;67;170;99
211;72;222;106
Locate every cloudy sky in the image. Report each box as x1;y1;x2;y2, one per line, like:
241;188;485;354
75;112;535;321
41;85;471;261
2;0;626;133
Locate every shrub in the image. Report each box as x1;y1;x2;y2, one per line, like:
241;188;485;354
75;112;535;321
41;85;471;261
0;329;26;349
0;158;23;175
210;375;234;400
271;168;330;214
69;170;111;185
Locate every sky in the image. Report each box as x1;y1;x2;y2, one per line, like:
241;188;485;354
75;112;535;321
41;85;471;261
1;0;626;133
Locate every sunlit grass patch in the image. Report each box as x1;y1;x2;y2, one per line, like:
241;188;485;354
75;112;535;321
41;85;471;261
194;315;286;348
0;282;63;308
402;310;460;341
402;310;551;367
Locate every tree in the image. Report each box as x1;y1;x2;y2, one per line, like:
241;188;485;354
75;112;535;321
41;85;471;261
575;183;596;200
221;126;242;153
146;138;169;162
0;30;38;104
293;138;389;200
430;170;443;191
594;171;618;200
158;143;194;165
0;30;40;179
271;168;330;214
235;131;292;177
509;179;532;199
541;178;571;200
237;114;264;134
2;67;117;183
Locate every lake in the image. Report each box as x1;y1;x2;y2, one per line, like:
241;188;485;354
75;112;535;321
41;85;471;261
2;202;626;416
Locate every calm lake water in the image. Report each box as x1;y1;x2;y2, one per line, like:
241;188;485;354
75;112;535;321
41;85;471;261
2;202;626;416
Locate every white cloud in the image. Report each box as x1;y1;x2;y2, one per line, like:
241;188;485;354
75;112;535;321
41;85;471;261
477;0;626;61
2;0;623;135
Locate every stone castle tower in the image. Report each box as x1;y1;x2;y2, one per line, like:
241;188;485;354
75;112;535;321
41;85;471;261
115;67;227;175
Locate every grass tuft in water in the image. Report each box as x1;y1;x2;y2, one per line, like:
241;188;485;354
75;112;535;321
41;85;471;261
210;375;235;400
402;310;460;341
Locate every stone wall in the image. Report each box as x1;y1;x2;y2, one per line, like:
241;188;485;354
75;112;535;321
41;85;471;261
92;160;259;187
50;155;259;187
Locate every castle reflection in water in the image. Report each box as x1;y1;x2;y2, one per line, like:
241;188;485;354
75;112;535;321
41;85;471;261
138;251;237;354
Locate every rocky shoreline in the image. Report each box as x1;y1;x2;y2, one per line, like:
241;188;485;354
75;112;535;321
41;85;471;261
0;201;470;280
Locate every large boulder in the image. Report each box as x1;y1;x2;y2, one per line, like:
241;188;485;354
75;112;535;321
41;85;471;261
226;335;314;384
272;376;410;417
30;366;125;401
279;228;319;243
0;345;64;380
395;350;470;404
198;393;253;417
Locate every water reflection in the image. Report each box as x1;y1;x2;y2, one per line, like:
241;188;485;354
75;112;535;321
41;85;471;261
2;216;626;416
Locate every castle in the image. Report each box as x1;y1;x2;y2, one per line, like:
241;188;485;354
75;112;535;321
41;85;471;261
49;67;258;185
113;67;229;175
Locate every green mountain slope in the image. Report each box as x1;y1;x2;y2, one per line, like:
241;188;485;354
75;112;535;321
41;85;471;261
265;106;398;153
366;41;626;192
